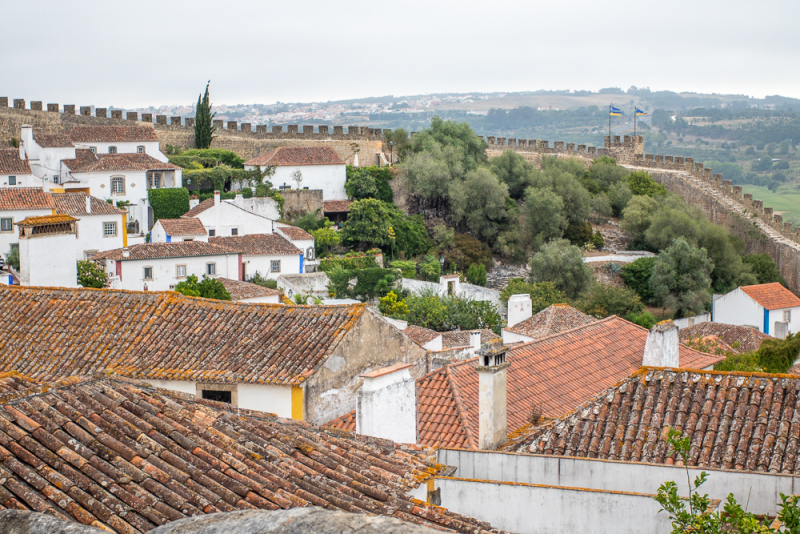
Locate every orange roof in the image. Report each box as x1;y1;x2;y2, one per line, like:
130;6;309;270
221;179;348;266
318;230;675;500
0;148;32;175
505;304;596;339
0;187;55;210
156;217;208;236
218;277;280;301
740;283;800;310
245;146;345;167
323;200;352;213
52;192;126;215
403;325;441;346
276;224;314;241
67;124;159;143
679;322;771;353
15;214;77;226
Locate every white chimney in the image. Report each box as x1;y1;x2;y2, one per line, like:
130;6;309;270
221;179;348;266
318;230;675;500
214;190;221;206
356;363;416;444
235;193;243;202
214;190;221;236
111;191;117;207
20;125;33;160
470;331;481;353
477;343;509;450
507;294;532;328
643;321;679;368
122;247;130;258
85;195;92;214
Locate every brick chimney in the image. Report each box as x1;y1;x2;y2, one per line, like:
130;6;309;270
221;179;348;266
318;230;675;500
356;363;416;444
507;294;532;328
642;321;679;368
476;342;510;450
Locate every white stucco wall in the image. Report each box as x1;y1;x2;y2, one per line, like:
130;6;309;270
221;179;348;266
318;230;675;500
106;253;239;292
238;294;281;304
0;208;52;256
244;253;302;281
145;379;197;395
0;174;37;187
230;196;280;221
75;213;126;260
401;278;505;314
143;379;293;418
501;329;534;345
435;477;675;534
71;140;166;162
20;233;78;288
194;202;274;237
249;164;347;201
713;288;766;332
150;221;209;244
356;367;417;444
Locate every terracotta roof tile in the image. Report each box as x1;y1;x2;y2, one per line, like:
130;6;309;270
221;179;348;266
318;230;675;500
325;410;356;432
0;377;498;533
64;150;180;173
52;192;126;216
323;200;352;213
506;367;800;476
440;330;500;349
0;149;32;175
218;278;280;301
31;130;73;148
16;214;77;226
156;218;207;237
210;234;301;256
740;283;800;310
403;326;441;347
183;199;214;218
679;322;771;353
276;225;313;241
0;286;367;387
505;304;596;338
67;125;159;143
0;372;39;398
245;146;345;167
92;242;237;261
0;188;55;210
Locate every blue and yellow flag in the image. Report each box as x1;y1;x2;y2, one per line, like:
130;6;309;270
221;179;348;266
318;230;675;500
609;106;623;116
636;108;649;116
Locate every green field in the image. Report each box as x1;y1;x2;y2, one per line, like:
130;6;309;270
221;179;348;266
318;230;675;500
742;184;800;225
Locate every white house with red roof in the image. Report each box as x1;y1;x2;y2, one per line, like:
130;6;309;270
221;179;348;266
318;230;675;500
150;217;209;243
0;148;35;188
244;146;347;200
0;188;56;259
66;125;166;162
713;282;800;337
182;191;274;237
51;192;127;260
210;233;304;280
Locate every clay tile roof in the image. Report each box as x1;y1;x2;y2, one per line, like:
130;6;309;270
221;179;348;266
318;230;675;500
218;277;280;301
92;242;238;261
505;304;596;339
276;224;314;241
0;377;498;533
740;283;800;310
403;325;441;346
31;130;73;148
440;329;501;349
183;198;214;218
156;218;208;237
325;410;357;432
679;322;771;354
0;187;56;210
0;372;39;398
245;146;345;167
210;234;301;256
506;367;800;475
67;124;159;143
0;286;369;386
52;192;126;216
16;214;77;226
0;149;32;175
65;152;181;173
323;200;352;213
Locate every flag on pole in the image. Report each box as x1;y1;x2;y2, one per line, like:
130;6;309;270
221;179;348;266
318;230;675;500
609;106;623;116
635;108;649;116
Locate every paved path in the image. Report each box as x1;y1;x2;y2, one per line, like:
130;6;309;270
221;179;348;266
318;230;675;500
583;252;654;264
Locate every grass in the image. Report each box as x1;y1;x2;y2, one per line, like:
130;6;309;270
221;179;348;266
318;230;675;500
742;184;800;225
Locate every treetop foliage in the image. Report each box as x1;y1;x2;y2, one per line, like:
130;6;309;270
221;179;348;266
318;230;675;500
194;81;216;150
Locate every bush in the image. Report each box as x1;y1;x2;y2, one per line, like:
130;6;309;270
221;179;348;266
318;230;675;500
341;199;429;257
319;253;379;272
77;260;108;288
650;237;713;318
529;239;592;300
404;289;502;333
625;311;656;329
174;275;231;300
580;284;643;318
5;247;19;270
465;263;487;286
249;271;277;289
345;165;394;203
627;171;666;197
563;221;593;247
445;234;493;272
148;188;190;222
390;260;416;278
742;253;787;286
620;257;656;303
293;211;326;232
419;254;442;281
378;291;409;317
500;279;567;313
179;148;245;168
590;230;605;250
327;267;399;301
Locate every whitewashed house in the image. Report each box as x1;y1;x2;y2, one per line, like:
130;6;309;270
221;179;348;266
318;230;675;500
183;191;274;237
218;277;281;304
276;223;317;271
18;126;76;187
0;148;35;187
66;125;167;162
0;188;56;259
713;282;800;338
244;146;347;200
52;192;127;260
150;218;208;243
17;214;79;288
92;241;240;292
210;233;303;281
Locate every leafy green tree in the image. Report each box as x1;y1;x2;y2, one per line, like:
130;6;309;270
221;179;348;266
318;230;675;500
465;263;487;286
448;167;511;242
607;181;632;216
341;199;394;249
327;267;399;300
174;275;231;301
178;148;244;168
523;187;566;250
400;143;464;205
77;260;108;288
310;221;340;256
756;333;800;374
697;225;757;292
488;150;536;199
5;247;19;270
345;166;393;203
445;234;493;272
389;260;416;278
625;311;656;329
590;193;613;219
194;81;216;149
742;253;788;286
391;213;430;258
384;129;412;162
563;221;593;247
529;239;592;300
585;158;630;191
499;279;567;313
148;188;191;222
626;170;666;197
378;291;409;317
418;254;442;281
404;289;502;333
752;155;773;171
410;116;487;171
620;257;656;303
650;238;713;318
580;284;643;318
619;195;661;247
529;163;592;224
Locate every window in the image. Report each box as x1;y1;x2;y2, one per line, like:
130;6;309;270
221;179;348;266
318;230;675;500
52;175;59;184
208;229;216;237
8;176;15;186
183;238;194;242
197;383;237;404
0;218;12;233
111;176;124;193
84;250;99;260
206;263;216;276
149;173;160;189
231;228;238;236
103;222;117;237
137;146;145;154
108;146;117;154
176;264;187;278
202;390;232;403
89;146;97;154
784;310;792;323
271;260;281;273
143;267;153;280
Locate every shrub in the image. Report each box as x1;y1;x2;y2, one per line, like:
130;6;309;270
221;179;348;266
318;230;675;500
742;253;788;286
529;239;592;300
179;148;245;168
5;247;19;270
465;263;487;286
418;254;442;281
627;171;666;197
404;289;502;333
650;237;713;318
174;275;231;300
580;284;643;318
378;291;409;317
590;230;605;250
445;234;493;272
625;311;656;329
77;260;108;288
327;267;399;301
249;271;277;289
563;221;593;247
390;260;416;278
319;253;379;272
345;165;394;203
148;188;190;222
500;279;567;313
620;257;656;303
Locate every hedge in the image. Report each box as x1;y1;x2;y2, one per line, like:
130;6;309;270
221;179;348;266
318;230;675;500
327;267;399;301
149;188;190;222
319;253;380;272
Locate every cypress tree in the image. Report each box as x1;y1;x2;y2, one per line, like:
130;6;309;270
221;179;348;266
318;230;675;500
194;81;216;149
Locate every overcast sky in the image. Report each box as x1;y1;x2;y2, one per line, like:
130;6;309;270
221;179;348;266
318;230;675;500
2;0;798;108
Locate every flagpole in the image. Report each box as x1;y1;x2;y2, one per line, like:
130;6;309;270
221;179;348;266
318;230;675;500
634;104;637;137
608;104;611;143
